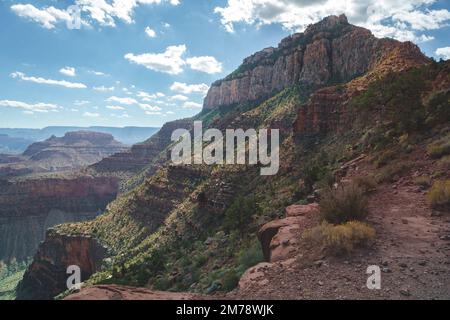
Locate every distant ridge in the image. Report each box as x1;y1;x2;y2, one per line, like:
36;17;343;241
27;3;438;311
0;126;160;151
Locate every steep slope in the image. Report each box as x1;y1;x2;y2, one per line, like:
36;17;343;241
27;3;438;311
204;14;428;110
17;15;449;300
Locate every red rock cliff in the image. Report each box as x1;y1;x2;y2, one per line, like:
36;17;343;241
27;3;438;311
203;14;428;110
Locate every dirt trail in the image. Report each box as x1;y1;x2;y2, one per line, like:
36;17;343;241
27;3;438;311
226;156;450;300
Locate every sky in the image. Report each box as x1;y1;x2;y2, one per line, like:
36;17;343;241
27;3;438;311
0;0;449;129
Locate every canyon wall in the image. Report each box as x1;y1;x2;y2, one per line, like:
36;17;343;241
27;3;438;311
203;14;427;111
91;118;193;173
0;176;119;262
16;231;107;300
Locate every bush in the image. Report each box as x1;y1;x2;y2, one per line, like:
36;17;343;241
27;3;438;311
427;180;450;209
352;176;377;193
303;221;375;256
237;241;264;272
224;196;258;233
222;269;240;291
375;162;410;183
319;183;369;224
427;136;450;159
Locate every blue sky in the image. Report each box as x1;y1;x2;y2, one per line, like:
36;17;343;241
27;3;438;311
0;0;449;128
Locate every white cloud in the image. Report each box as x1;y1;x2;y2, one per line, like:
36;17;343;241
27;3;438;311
436;47;450;60
106;96;138;105
83;111;100;117
145;26;157;38
106;105;126;110
183;101;202;109
145;111;163;115
139;103;162;111
10;4;75;29
11;1;180;29
89;70;107;76
125;45;222;74
214;0;450;43
170;94;189;101
166;111;175;114
74;100;90;106
0;100;59;113
125;45;186;75
10;71;87;89
59;66;76;77
170;82;209;95
138;91;166;101
186;56;223;74
94;85;115;92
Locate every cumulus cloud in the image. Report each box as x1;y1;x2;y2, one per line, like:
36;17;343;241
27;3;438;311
10;4;75;29
186;56;223;74
169;94;189;101
436;47;450;60
11;1;180;29
214;0;450;43
10;71;87;89
139;103;162;111
170;82;209;95
94;85;115;92
106;105;126;110
125;45;223;75
145;26;157;38
59;66;76;77
125;45;187;75
0;99;59;113
107;96;138;105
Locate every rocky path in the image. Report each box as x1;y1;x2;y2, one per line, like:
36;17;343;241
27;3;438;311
226;159;450;300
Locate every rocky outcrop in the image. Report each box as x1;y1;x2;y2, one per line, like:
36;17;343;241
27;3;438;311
203;14;428;110
258;204;319;262
65;285;201;300
16;230;107;300
91;119;192;173
0;176;119;262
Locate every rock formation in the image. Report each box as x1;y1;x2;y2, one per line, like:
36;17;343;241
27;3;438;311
16;230;107;300
0;176;119;262
204;14;428;110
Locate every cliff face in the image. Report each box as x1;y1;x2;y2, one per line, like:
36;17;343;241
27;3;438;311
91;119;193;173
0;131;129;179
0;176;119;262
203;14;427;110
16;231;107;300
16;15;440;300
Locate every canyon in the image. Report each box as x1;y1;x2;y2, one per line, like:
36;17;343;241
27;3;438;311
8;15;450;300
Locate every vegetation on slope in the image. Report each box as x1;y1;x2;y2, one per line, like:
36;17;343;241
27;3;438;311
53;60;449;295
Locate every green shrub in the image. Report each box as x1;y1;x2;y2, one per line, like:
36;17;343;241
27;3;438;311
224;196;258;232
319;183;369;224
237;241;264;271
352;176;377;193
222;269;240;291
427;136;450;159
375;162;410;183
374;149;399;168
427;180;450;209
303;221;375;256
